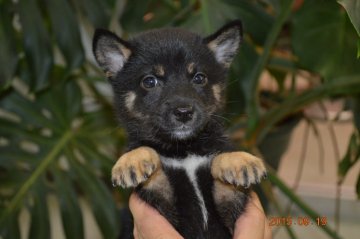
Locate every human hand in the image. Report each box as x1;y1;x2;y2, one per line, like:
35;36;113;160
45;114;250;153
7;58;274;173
129;192;271;239
233;192;272;239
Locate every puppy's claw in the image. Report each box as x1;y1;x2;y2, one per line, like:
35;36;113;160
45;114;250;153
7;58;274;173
211;151;267;188
112;179;117;187
111;147;160;188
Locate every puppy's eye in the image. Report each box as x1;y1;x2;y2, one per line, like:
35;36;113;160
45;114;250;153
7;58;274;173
141;75;158;89
192;72;208;86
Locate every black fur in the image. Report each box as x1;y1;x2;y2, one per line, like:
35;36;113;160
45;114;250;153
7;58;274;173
93;20;251;239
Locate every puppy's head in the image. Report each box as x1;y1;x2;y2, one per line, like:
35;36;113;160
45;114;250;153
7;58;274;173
93;21;242;141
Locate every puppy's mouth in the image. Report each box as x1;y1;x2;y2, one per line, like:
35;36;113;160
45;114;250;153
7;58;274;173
171;125;194;140
153;115;205;141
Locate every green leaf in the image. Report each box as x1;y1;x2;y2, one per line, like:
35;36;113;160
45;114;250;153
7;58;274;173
0;79;121;238
54;171;84;239
292;0;360;81
0;211;21;239
180;0;274;38
338;132;360;179
76;139;113;173
71;160;117;239
121;0;176;33
0;1;18;91
37;79;82;127
244;0;295;134
18;0;53;92
338;0;360;36
353;96;360;132
46;0;84;70
356;173;360;199
222;0;274;45
226;40;259;118
0;91;53;128
77;0;111;28
29;185;51;239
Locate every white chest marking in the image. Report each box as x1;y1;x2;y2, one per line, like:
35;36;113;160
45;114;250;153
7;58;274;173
161;155;211;229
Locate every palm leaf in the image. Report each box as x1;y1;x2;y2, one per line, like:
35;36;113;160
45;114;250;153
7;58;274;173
0;78;121;238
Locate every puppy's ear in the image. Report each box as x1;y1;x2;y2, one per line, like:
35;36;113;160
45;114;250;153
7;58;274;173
93;29;131;77
204;20;243;67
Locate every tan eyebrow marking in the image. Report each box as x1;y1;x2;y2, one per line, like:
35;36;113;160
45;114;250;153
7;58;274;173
187;62;195;74
153;65;165;76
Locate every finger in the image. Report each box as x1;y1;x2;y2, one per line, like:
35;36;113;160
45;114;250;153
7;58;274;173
133;224;141;239
133;226;138;239
233;192;267;239
264;217;272;239
129;193;183;239
249;192;264;213
250;192;272;239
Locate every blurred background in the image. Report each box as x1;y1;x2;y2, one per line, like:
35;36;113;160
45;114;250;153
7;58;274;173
1;0;360;238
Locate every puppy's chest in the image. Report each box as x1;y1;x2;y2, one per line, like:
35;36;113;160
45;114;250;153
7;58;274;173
161;155;214;228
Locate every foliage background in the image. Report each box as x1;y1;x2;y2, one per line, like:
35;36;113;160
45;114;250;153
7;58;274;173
0;0;360;238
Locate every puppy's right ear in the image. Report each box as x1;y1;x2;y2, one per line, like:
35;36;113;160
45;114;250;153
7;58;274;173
204;20;242;68
93;29;131;77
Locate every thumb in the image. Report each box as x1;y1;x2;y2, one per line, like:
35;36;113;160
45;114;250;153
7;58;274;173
233;192;270;239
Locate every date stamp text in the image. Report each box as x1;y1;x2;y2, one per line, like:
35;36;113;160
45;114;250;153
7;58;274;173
268;216;328;227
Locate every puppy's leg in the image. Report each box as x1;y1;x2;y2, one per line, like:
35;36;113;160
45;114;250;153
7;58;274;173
112;146;160;188
212;181;248;234
112;147;177;227
211;152;267;233
211;152;266;188
136;169;178;227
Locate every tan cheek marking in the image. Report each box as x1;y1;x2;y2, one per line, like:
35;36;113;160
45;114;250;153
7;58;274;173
154;65;165;76
124;91;136;112
212;84;222;103
187;62;195;74
124;92;146;118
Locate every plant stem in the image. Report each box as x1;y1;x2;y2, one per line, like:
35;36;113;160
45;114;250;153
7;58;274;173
246;0;295;139
161;0;179;11
0;130;73;224
167;0;196;26
268;170;343;239
254;75;360;145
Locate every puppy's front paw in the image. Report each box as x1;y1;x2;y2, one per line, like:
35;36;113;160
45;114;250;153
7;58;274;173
211;152;266;188
112;146;160;188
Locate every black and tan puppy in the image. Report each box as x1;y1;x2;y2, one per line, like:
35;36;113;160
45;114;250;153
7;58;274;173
93;20;267;239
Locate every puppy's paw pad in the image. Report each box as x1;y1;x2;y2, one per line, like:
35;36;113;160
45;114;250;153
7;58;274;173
111;147;160;188
211;152;266;188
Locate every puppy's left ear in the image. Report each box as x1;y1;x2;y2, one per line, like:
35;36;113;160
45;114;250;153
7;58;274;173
204;20;243;67
93;29;132;78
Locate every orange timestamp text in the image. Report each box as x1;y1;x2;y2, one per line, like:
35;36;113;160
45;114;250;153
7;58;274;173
268;216;327;227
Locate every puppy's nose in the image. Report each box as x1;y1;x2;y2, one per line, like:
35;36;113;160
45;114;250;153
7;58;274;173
173;106;194;123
